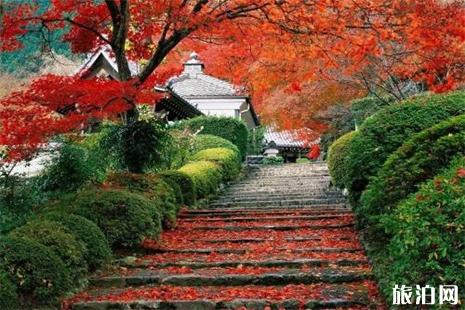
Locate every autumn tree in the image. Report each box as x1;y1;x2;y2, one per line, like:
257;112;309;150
1;0;464;160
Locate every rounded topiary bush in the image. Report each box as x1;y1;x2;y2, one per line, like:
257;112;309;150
328;131;358;188
55;188;162;248
359;114;465;231
0;269;19;309
378;157;465;301
178;161;222;198
346;91;465;203
190;134;240;155
191;147;241;181
11;220;87;281
105;173;178;227
159;170;196;206
0;236;70;305
41;212;112;271
175;116;249;158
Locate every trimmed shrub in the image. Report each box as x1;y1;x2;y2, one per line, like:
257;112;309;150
157;175;183;205
159;170;196;206
41;212;112;271
54;188;162;248
0;236;70;305
263;156;284;165
11;220;87;281
346;91;465;202
320;96;391;155
377;157;465;301
178;161;222;198
328;131;358;188
191;147;241;181
38;143;94;193
359;114;465;231
105;173;179;227
190;134;240;155
174;116;249;158
0;269;19;309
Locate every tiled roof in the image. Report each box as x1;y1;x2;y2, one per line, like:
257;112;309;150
77;47;140;76
167;52;241;98
264;127;316;149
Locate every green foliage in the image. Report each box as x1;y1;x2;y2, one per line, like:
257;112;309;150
328;131;358;188
53;188;162;248
359;114;465;231
105;172;179;227
247;126;265;155
0;236;70;305
0;268;19;310
38;142;101;193
346;91;465;203
178;161;222;198
174;116;249;158
296;157;310;163
372;158;465;303
40;212;112;271
0;176;41;234
159;170;196;206
98;120;170;173
320;96;391;155
11;220;87;281
157;174;183;205
263;156;284;165
191;147;241;181
190;134;240;155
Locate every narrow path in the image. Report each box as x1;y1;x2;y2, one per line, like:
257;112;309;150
67;163;382;309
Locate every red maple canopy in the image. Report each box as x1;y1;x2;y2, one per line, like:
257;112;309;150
1;0;464;160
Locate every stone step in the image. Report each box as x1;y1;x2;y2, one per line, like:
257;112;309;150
149;247;362;255
90;268;372;288
203;204;349;211
192;236;354;243
180;214;350;222
120;258;368;269
70;282;375;310
179;209;352;218
215;195;344;204
184;223;354;231
226;185;333;192
232;180;331;187
208;198;346;208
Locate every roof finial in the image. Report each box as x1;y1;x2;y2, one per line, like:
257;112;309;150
184;51;204;75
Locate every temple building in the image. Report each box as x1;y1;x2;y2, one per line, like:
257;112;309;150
165;52;259;129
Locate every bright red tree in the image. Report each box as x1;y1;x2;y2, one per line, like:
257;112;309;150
1;0;464;160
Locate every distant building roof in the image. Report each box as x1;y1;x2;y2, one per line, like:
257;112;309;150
167;52;241;98
264;127;317;150
77;47;140;79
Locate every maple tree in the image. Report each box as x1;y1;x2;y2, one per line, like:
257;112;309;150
1;0;464;160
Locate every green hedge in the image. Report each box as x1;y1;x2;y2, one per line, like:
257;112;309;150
11;220;87;281
159;170;196;206
190;134;240;155
377;157;465;302
174;116;249;158
54;188;162;248
328;131;358;188
41;212;112;271
0;269;19;309
0;236;70;305
263;156;284;165
359;114;465;231
191;147;241;181
105;173;179;227
178;161;222;198
346;91;465;203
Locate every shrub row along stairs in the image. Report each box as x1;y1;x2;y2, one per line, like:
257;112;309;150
66;163;382;309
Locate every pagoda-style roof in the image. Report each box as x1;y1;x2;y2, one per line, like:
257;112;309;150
76;47;202;120
264;127;317;151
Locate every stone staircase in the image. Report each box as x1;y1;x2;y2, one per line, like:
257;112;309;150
67;163;382;310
